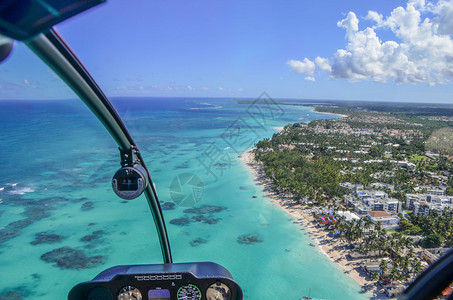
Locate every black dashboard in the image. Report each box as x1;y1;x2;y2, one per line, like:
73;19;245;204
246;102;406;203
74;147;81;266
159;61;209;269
68;262;243;300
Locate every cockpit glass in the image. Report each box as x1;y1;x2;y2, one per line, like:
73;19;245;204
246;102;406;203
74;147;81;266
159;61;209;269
0;43;163;298
1;1;453;300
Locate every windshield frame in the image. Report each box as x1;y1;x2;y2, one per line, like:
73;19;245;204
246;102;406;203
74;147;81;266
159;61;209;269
25;28;172;264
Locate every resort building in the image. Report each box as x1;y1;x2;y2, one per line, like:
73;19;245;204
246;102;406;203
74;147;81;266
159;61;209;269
420;248;452;265
421;186;447;196
367;211;400;230
346;190;402;215
336;211;360;221
405;193;453;216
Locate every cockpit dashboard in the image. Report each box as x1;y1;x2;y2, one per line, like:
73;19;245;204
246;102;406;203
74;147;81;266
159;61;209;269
69;262;242;300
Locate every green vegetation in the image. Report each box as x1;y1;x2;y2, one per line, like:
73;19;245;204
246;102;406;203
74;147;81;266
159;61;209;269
408;155;429;162
403;210;453;247
254;148;343;203
425;127;453;156
254;110;453;202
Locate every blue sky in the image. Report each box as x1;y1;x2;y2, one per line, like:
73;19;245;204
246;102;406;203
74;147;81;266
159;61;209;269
1;0;453;103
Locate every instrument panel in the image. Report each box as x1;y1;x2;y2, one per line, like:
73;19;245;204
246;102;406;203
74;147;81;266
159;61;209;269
69;262;242;300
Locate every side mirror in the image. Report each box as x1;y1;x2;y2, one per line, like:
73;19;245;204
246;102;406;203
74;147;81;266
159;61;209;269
112;164;149;200
0;35;13;63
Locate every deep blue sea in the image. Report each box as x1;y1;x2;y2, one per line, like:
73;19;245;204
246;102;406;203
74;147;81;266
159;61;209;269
0;97;367;299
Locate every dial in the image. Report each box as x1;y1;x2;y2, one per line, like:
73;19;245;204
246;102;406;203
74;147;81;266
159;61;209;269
177;284;201;300
206;282;231;300
118;286;142;300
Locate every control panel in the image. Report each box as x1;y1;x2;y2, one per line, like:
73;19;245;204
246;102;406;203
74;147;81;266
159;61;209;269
69;262;242;300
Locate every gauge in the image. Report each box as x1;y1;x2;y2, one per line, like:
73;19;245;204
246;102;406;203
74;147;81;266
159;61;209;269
177;284;201;300
118;286;142;300
206;282;231;300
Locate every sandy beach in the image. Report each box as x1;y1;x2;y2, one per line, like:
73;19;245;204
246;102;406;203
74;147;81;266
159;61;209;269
240;149;388;299
311;109;349;118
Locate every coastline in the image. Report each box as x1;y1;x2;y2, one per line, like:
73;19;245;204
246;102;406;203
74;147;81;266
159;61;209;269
310;107;349;118
239;148;387;299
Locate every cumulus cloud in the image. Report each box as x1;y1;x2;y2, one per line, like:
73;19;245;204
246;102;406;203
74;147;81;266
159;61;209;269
287;58;316;74
337;12;359;36
288;0;453;85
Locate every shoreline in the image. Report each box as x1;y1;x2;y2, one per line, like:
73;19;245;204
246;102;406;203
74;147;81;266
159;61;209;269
239;148;388;299
311;107;349;118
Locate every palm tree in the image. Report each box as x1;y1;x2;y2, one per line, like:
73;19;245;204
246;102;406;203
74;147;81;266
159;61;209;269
408;247;415;259
411;260;423;276
371;272;380;281
380;259;388;277
390;265;400;282
401;256;410;278
362;216;373;233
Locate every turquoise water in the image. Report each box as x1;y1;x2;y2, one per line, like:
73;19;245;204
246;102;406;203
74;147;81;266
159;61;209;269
0;98;366;299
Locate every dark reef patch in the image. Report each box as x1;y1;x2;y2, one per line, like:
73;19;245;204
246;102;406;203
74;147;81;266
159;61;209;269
183;205;226;214
80;230;105;242
31;232;64;245
8;219;33;229
237;234;262;244
169;217;191;226
190;238;208;247
80;201;94;211
191;215;220;224
0;286;32;300
175;162;190;169
239;186;251;190
0;291;25;300
1;196;69;242
31;273;41;281
0;227;21;243
23;206;53;222
41;247;104;269
161;202;175;210
72;197;88;203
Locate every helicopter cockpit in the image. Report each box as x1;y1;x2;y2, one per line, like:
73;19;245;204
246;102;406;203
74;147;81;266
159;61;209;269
0;1;242;299
1;1;452;300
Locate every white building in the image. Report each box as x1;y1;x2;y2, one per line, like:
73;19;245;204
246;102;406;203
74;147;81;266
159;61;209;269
367;210;400;230
406;193;453;215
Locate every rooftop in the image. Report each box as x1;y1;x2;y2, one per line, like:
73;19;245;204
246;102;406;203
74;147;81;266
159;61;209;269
368;210;393;218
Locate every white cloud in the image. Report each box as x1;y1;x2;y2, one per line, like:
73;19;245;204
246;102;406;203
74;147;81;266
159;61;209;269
305;76;316;82
365;11;384;27
201;86;209;91
187;85;193;90
287;58;316;74
337;12;359;36
288;0;453;85
218;86;225;91
315;57;332;73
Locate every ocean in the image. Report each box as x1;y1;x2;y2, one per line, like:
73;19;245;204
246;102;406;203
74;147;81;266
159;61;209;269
0;97;367;299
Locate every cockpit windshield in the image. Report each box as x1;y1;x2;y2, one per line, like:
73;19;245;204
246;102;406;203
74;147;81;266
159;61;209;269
1;1;453;300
